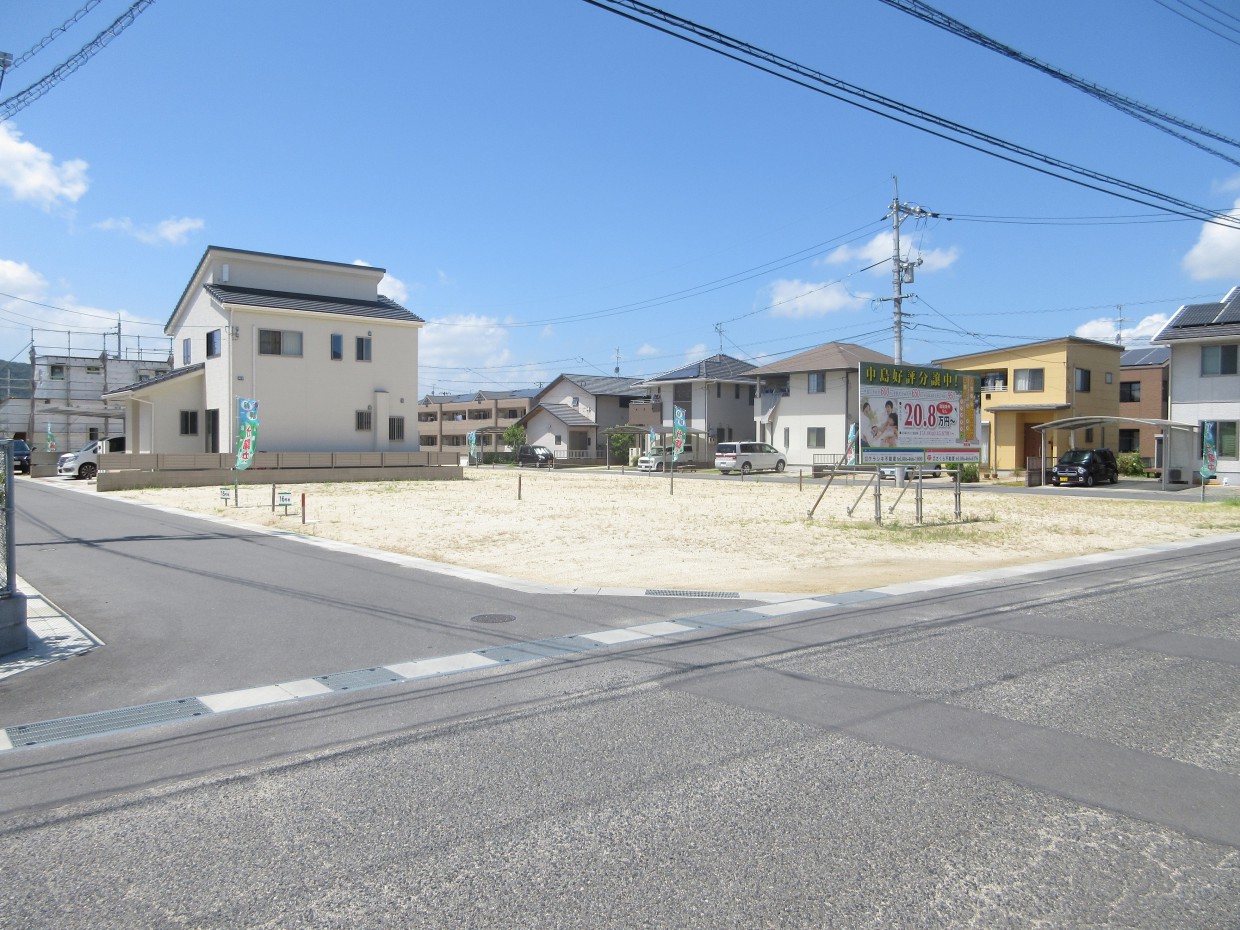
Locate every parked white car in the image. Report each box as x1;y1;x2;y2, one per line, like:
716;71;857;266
638;445;693;472
715;441;785;475
57;437;126;479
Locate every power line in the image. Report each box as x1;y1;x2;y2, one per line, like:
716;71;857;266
579;0;1240;229
1152;0;1240;47
8;0;106;71
875;0;1240;167
1;0;158;123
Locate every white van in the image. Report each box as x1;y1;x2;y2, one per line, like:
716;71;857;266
714;441;785;475
57;437;126;479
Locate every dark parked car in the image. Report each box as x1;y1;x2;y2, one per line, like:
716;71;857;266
516;444;554;468
10;439;30;474
1051;448;1118;487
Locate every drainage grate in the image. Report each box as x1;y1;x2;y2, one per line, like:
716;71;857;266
7;697;211;747
644;589;740;599
471;614;516;624
315;667;404;691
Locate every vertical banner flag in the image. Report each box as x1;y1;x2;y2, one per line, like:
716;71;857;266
45;422;56;453
1203;420;1218;478
844;422;857;465
648;426;657;454
467;430;478;464
235;398;259;470
672;405;687;461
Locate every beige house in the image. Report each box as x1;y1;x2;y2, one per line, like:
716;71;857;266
935;336;1123;472
105;247;424;454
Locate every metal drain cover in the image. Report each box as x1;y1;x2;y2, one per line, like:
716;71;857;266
471;613;516;624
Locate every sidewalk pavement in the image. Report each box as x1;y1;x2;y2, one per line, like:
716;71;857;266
0;578;102;682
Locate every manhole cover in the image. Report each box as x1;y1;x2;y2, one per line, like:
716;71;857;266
471;613;516;624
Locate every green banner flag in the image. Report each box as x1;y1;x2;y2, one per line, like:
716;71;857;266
236;398;259;470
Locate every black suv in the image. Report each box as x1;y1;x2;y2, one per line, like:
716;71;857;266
9;439;30;474
1051;448;1118;487
516;444;554;468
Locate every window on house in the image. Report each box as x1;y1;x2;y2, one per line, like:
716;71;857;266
783;427;790;448
808;372;826;393
554;435;562;445
727;427;733;441
50;365;65;381
716;383;721;398
356;410;372;431
1105;372;1113;384
1075;368;1091;392
356;336;372;362
331;334;343;361
1201;344;1239;376
418;412;437;422
735;385;740;400
421;435;438;446
86;366;101;375
180;410;199;435
388;416;405;442
206;329;222;358
259;329;303;356
1119;429;1140;453
716;427;725;443
1084;428;1095;443
807;427;826;448
183;338;191;365
1120;381;1141;403
570;396;579;407
748;386;755;406
1203;421;1239;459
1014;368;1044;392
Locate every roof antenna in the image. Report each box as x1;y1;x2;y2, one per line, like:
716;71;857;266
614;347;621;375
714;322;724;354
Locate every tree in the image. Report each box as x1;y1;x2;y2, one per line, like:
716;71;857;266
502;423;526;455
609;431;635;463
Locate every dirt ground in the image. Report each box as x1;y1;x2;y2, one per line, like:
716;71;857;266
109;469;1240;595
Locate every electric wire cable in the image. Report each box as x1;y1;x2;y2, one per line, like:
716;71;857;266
875;0;1240;166
580;0;1240;229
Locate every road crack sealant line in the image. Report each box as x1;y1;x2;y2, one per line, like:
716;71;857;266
3;533;1238;752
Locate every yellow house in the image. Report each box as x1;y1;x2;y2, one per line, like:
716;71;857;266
934;337;1123;473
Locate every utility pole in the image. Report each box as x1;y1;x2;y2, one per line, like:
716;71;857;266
879;179;937;364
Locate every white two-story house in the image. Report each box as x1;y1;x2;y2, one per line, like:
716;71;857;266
105;246;424;455
747;342;894;468
518;374;647;461
636;353;758;457
1154;286;1240;482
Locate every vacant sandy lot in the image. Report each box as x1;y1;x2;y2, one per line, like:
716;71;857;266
110;469;1240;595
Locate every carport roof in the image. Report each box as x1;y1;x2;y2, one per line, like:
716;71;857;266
986;403;1070;412
1032;415;1197;433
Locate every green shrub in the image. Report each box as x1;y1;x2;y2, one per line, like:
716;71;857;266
959;463;980;483
1117;452;1146;476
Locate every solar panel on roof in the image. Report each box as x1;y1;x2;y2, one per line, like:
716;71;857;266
1172;305;1223;328
1217;299;1240;324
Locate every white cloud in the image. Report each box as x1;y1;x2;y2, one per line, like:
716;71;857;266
684;343;707;364
379;273;408;304
1182;200;1240;280
0;258;48;300
0;123;89;208
767;279;870;319
636;342;659;357
1074;313;1170;346
96;215;204;245
824;232;959;274
419;313;514;392
352;260;410;304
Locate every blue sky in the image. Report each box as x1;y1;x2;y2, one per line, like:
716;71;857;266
3;0;1239;395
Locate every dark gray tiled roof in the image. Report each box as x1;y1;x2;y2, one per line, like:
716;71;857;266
1121;346;1170;367
1155;287;1240;342
645;353;757;383
539;403;597;427
555;374;648;397
102;363;205;398
205;284;424;323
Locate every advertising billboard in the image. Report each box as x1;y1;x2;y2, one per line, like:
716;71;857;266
857;362;981;465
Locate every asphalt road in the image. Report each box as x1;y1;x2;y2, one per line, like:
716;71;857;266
0;480;1237;928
